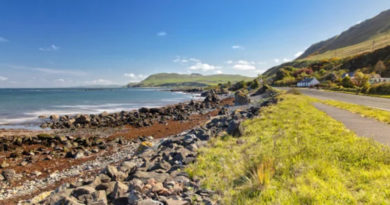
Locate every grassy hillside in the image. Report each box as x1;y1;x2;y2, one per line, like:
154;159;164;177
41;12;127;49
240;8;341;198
299;9;390;60
187;94;390;204
130;73;253;87
303;31;390;61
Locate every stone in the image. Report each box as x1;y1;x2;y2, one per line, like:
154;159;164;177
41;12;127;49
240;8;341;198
109;181;129;199
58;196;83;205
71;186;96;198
105;165;127;181
128;190;142;205
1;160;9;168
129;178;144;192
227;120;244;137
164;199;189;205
134;171;170;183
120;161;137;174
138;199;164;205
234;91;251;105
2;169;16;182
50;114;60;121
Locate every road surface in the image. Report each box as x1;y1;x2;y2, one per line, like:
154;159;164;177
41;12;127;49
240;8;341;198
314;103;390;146
284;88;390;111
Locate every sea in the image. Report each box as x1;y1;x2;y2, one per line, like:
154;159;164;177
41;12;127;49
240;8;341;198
0;88;199;130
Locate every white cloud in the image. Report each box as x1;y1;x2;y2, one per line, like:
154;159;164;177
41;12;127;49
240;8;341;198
232;60;257;71
189;62;220;71
232;45;244;50
283;58;290;62
85;79;114;85
39;44;60;51
34;67;86;76
274;58;280;63
0;37;8;43
294;51;304;58
124;73;146;82
215;70;223;74
226;60;233;64
157;31;167;37
0;76;8;81
55;78;65;82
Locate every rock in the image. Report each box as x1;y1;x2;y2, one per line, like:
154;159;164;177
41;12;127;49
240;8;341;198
138;199;164;205
109;181;129;199
234;91;251;105
120;161;137;174
74;151;85;159
129;179;144;192
105;165;127;181
38;115;48;119
133;171;170;183
58;196;83;205
2;169;16;182
71;186;96;198
227;120;244;137
32;171;42;176
203;89;219;103
128;190;142;205
91;190;107;205
1;160;9;168
50;114;60;121
164;198;189;205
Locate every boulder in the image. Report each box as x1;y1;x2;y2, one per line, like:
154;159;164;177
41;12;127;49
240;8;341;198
109;181;129;199
138;199;164;205
50;114;60;121
234;91;250;105
71;186;96;198
227;120;244;137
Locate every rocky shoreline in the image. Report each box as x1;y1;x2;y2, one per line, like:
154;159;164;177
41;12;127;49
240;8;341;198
0;87;276;204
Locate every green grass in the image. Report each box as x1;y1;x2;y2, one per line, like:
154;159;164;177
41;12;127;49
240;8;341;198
320;99;390;124
187;94;390;204
131;73;253;87
303;31;390;61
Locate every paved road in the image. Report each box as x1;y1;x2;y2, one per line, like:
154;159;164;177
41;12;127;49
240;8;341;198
314;103;390;146
283;88;390;111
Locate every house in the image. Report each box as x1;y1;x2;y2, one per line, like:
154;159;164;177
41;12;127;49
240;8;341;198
370;77;390;84
342;72;355;79
297;77;320;87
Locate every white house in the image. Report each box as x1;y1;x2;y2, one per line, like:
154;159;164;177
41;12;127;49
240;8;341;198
370;77;390;84
297;77;320;87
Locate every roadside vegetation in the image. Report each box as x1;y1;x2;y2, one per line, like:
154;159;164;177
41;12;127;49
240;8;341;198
263;45;390;95
187;94;390;204
320;99;390;124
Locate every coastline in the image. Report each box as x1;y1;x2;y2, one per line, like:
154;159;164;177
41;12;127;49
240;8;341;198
0;90;235;204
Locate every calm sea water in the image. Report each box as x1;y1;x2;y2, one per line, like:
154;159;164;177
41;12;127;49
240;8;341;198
0;88;198;129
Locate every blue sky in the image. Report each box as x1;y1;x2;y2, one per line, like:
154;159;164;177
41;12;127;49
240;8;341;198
1;0;390;88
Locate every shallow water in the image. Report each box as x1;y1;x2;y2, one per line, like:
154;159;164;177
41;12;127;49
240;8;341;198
0;88;198;129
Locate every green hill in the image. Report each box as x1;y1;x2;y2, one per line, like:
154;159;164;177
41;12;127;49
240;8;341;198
128;73;253;87
299;9;390;60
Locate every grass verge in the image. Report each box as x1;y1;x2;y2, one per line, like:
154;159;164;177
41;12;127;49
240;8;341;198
320;99;390;124
186;94;390;204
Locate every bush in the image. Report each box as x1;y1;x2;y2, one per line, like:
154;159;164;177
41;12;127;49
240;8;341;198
286;88;301;95
368;82;390;94
341;76;355;88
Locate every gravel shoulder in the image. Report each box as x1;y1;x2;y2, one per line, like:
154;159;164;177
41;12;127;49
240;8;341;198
314;103;390;146
282;88;390;111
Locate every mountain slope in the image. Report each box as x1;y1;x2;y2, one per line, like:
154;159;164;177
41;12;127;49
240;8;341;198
129;73;253;87
299;9;390;59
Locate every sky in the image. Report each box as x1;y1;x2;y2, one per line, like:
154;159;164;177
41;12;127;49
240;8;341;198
1;0;390;88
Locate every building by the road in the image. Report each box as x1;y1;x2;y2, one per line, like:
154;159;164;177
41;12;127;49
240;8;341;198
297;77;320;87
370;77;390;84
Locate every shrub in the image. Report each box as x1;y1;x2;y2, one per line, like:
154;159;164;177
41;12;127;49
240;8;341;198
341;76;355;88
286;88;301;95
368;82;390;94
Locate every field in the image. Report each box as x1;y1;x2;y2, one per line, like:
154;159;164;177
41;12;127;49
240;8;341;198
131;73;253;87
303;31;390;61
187;94;390;204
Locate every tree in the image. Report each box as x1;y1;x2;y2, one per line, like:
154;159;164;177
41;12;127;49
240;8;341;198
374;60;386;75
353;71;369;87
341;76;354;88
